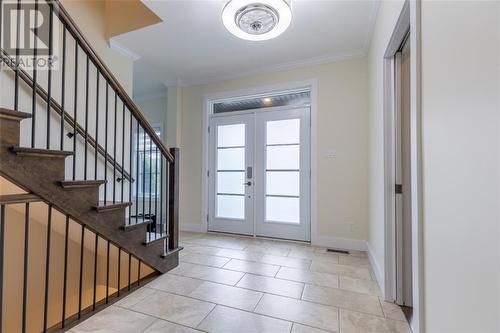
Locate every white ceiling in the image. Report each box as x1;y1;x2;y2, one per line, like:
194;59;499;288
115;0;379;96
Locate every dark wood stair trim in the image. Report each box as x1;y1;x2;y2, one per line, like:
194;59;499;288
10;146;74;158
93;201;132;212
161;246;183;258
121;217;154;231
59;180;106;189
143;234;167;246
0;108;32;121
0;193;40;205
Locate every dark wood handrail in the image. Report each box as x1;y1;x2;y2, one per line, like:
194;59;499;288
51;0;174;163
0;50;134;182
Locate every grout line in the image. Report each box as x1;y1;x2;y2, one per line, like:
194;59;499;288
195;304;218;330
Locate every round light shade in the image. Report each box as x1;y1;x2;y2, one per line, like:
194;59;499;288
222;0;292;41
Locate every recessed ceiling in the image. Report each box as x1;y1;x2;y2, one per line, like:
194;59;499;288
115;0;379;94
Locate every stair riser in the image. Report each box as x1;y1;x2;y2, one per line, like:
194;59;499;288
0;118;21;148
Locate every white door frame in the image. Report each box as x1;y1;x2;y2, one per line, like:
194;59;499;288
202;79;318;242
383;1;424;332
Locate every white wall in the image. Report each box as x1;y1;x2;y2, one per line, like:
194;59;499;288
420;1;499;331
367;0;405;285
178;58;369;247
367;1;500;331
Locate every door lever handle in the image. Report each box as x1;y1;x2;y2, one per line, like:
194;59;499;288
243;181;252;186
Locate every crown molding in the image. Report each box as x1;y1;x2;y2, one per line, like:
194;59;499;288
176;50;367;87
133;91;167;102
108;38;142;61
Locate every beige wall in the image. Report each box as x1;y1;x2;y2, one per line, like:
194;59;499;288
136;94;168;141
61;0;134;95
367;1;500;331
178;58;369;245
366;0;405;288
420;1;499;331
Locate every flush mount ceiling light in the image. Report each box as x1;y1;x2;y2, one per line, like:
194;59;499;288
222;0;292;41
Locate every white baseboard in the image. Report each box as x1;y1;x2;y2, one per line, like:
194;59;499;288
367;242;385;296
179;223;206;233
311;235;367;252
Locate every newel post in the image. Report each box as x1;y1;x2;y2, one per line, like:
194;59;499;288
168;147;180;251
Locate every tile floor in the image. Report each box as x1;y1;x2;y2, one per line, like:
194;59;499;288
71;232;411;333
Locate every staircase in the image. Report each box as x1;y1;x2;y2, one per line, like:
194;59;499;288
0;0;180;331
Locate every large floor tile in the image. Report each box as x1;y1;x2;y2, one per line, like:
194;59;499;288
223;259;280;277
338;255;371;267
72;306;156;333
288;249;339;263
340;309;411;333
131;291;215;327
181;244;223;256
148;273;204;295
188;281;263;311
310;261;372;280
217;248;264;261
380;300;407;321
170;262;245;285
314;248;367;258
276;267;339;289
244;244;290;256
180;251;230;267
292;323;332;333
302;284;383;316
198;305;292;333
143;319;203;333
254;294;339;332
259;254;312;269
339;276;382;296
114;287;156;309
236;273;304;298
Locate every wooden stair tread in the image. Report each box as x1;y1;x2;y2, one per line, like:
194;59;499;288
122;217;154;231
94;201;132;212
144;232;167;246
0;108;32;121
161;246;183;258
0;193;40;205
59;180;106;189
10;146;74;158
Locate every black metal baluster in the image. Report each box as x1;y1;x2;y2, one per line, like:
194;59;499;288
121;104;125;202
46;4;53;150
31;0;39;148
166;160;170;251
77;224;85;319
21;203;29;333
137;259;141;286
60;27;66;150
72;42;79;180
113;93;118;203
106;241;110;303
149;137;152;238
117;248;121;297
84;56;89;179
160;155;163;241
43;205;52;332
104;84;109;205
14;0;21;111
61;216;69;328
92;233;98;311
94;72;99;180
0;205;4;332
127;254;131;292
143;131;146;240
129;113;133;226
135;122;140;223
155;147;158;236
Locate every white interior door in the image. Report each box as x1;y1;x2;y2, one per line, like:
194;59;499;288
208;114;254;235
208;107;311;242
255;108;310;241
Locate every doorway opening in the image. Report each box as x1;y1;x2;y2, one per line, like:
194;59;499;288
206;88;312;242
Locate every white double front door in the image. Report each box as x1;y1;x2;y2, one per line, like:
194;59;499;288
208;107;310;242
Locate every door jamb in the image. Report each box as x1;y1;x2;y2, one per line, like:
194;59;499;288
201;80;318;242
383;1;424;332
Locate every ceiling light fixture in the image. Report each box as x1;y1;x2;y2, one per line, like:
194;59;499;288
222;0;292;41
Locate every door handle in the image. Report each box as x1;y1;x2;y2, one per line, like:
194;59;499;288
243;181;252;186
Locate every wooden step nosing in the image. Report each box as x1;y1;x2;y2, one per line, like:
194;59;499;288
121;219;154;231
0;108;32;121
161;246;183;258
143;235;167;246
0;194;41;205
59;180;106;189
10;146;74;158
93;202;132;212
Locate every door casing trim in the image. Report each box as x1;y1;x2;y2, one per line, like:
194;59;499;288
201;79;318;243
